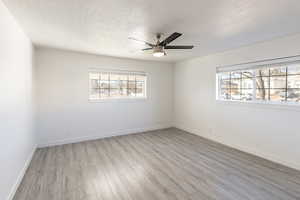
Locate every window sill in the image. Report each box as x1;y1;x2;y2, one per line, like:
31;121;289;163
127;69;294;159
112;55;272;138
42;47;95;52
216;99;300;112
89;97;147;103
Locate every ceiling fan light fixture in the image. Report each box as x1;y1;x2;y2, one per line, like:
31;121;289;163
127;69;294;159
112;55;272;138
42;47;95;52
153;51;165;57
153;46;165;57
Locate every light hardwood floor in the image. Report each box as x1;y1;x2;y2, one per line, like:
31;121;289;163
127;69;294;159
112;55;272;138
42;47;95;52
14;128;300;200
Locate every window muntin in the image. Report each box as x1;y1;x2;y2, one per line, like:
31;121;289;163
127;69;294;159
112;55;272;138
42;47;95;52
217;63;300;103
89;71;147;100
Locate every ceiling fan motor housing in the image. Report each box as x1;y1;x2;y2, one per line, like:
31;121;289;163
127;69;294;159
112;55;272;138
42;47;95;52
153;45;165;57
153;45;164;52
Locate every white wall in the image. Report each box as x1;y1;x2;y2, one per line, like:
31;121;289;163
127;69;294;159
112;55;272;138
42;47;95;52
174;33;300;170
35;47;173;147
0;2;36;200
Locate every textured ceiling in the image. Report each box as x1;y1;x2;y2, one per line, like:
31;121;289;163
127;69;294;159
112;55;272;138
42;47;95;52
3;0;300;62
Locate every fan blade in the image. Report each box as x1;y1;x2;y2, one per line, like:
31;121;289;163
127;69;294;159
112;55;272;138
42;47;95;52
165;45;194;49
142;48;152;51
128;37;155;47
159;32;182;46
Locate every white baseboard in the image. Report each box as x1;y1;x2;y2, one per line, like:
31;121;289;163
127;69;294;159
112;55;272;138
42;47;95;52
38;123;172;148
7;146;37;200
175;124;300;171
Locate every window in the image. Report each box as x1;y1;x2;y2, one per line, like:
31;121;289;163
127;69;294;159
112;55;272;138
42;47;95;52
217;62;300;104
89;70;147;100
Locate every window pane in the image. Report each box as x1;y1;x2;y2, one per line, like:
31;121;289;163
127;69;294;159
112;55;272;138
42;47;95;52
128;88;136;97
220;79;230;89
119;74;128;80
231;78;241;89
241;70;254;78
120;80;128;88
128;75;135;81
231;71;241;79
136;81;145;98
256;77;269;89
110;80;120;89
255;68;269;77
287;75;300;88
136;75;146;81
241;89;253;101
287;89;300;102
101;73;109;80
109;89;120;97
120;88;128;96
128;81;136;89
288;64;300;75
90;79;99;88
256;89;269;100
219;72;230;80
241;78;253;89
110;74;120;81
270;76;286;89
270;67;286;76
231;88;241;100
270;89;286;102
100;80;109;88
136;81;145;89
220;88;231;100
136;88;144;97
100;89;109;98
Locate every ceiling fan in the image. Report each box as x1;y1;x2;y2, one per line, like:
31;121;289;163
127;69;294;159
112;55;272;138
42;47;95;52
129;32;194;57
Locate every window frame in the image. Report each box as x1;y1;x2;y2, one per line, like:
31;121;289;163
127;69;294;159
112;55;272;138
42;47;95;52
88;69;148;102
216;61;300;107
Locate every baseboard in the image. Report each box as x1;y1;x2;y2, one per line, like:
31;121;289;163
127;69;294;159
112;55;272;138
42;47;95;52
7;146;36;200
38;123;172;148
175;124;300;171
174;124;203;137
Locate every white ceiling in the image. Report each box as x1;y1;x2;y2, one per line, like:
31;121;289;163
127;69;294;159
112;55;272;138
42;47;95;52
3;0;300;62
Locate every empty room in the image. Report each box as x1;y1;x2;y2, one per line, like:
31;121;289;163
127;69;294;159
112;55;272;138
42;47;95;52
1;0;300;199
